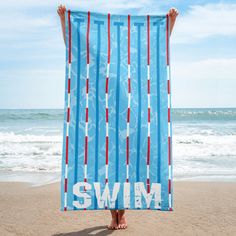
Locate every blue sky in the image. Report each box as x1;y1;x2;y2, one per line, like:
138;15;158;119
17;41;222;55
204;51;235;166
0;0;235;108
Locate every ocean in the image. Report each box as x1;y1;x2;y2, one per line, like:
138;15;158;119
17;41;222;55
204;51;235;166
0;108;235;184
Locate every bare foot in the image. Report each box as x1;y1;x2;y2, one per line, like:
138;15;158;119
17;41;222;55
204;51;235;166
118;210;128;229
107;211;118;230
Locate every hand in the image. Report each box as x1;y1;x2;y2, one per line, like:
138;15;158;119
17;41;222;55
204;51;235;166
168;8;179;35
168;7;179;23
57;4;66;20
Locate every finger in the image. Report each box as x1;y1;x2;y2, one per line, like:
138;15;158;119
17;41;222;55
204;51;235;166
174;10;179;17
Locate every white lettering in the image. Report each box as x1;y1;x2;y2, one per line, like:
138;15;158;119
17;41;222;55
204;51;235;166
73;182;92;208
94;182;120;209
135;182;161;209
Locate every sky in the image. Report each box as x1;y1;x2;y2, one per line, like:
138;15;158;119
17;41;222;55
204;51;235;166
0;0;235;109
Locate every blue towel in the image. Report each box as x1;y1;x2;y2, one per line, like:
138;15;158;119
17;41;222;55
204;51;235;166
61;10;173;211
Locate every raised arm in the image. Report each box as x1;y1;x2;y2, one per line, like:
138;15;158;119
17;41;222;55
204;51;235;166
168;8;179;36
57;5;66;45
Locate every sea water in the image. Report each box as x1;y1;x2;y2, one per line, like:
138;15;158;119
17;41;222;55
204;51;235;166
0;108;235;184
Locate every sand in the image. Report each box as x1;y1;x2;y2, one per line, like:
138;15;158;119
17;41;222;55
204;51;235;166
0;181;236;236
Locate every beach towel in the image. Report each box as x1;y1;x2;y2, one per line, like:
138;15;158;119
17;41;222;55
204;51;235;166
61;10;173;211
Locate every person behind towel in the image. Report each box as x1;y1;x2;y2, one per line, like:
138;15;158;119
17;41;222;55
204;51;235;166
57;4;178;230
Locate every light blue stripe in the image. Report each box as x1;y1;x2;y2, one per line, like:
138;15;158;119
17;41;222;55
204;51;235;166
94;20;104;209
114;21;123;209
134;22;144;182
153;22;161;183
73;19;84;209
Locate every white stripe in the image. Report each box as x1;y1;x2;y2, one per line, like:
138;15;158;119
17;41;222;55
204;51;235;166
148;94;150;108
106;63;110;77
66;122;69;136
128;64;130;78
128;93;131;108
105;164;108;179
126;165;129;179
68;63;71;78
168;122;171;137
126;122;130;137
148;122;150;137
168;94;170;107
64;192;67;207
106;122;109;137
84;165;87;179
86;64;90;78
65;164;68;178
169;194;172;208
85;122;88;136
67;93;71;108
169;165;172;179
147;165;150;179
147;65;150;80
167;65;170;80
105;94;108;108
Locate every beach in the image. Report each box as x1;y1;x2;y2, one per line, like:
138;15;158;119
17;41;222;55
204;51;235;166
0;109;236;235
0;181;236;236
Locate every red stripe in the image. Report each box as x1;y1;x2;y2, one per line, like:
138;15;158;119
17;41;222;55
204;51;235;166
86;78;89;93
66;136;69;164
147;80;150;94
106;136;109;164
128;78;131;93
86;108;88;122
127;107;130;122
67;107;70;122
64;178;68;192
86;11;90;64
147;15;150;65
106;108;109;122
84;136;88;164
128;15;131;65
105;13;110;182
168;108;170;122
167;79;170;94
105;77;109;93
168;137;171;165
147;179;150;193
147;136;150;165
148;107;151;122
68;78;71;93
68;10;71;63
146;14;151;196
108;14;111;63
166;14;169;65
168;179;171;193
126;136;129;165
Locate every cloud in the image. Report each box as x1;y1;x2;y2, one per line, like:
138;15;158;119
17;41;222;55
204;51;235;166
172;58;236;81
1;0;155;12
172;3;236;44
171;57;236;108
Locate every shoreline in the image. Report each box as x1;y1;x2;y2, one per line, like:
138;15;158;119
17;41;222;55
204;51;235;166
0;181;236;235
0;170;236;187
